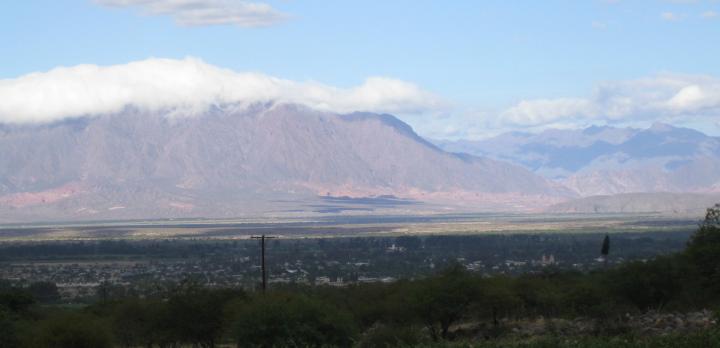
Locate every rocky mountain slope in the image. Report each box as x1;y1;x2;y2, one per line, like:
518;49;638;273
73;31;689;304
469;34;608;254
0;104;570;222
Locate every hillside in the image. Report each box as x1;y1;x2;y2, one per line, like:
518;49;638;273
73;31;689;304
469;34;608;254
0;103;570;222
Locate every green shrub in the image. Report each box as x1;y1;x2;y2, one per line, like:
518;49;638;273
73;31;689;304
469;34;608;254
231;292;357;347
22;312;113;348
357;324;430;348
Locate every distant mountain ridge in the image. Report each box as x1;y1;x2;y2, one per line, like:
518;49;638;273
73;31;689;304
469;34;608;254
0;103;570;222
547;192;720;215
436;123;720;196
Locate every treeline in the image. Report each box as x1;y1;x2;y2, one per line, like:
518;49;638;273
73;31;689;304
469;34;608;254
1;207;719;347
0;230;690;265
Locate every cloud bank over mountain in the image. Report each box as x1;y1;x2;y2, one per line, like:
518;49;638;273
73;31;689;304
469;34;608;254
398;73;720;140
501;74;720;129
2;56;718;139
0;57;445;124
94;0;289;27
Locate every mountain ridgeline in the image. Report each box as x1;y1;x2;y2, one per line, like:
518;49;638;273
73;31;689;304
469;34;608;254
437;123;720;214
2;103;719;222
0;104;568;222
436;123;720;196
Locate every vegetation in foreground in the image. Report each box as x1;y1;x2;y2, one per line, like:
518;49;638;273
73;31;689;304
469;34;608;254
1;205;720;347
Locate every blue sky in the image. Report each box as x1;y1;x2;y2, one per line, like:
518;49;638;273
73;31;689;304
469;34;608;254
1;0;720;139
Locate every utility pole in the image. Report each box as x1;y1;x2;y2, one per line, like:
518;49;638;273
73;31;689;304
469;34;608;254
251;235;276;293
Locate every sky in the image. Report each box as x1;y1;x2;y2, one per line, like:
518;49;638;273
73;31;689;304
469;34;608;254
1;0;720;139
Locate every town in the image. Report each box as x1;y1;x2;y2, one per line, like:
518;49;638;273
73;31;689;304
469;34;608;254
0;231;689;302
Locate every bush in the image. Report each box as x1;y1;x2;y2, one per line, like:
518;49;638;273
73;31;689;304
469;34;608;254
110;299;167;348
23;312;113;348
231;293;357;347
404;265;478;341
27;281;61;304
604;256;686;311
0;307;22;348
357;324;430;348
0;288;35;313
164;286;243;347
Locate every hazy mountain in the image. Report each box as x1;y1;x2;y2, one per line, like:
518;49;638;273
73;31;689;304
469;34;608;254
0;104;570;222
436;123;720;196
547;192;720;215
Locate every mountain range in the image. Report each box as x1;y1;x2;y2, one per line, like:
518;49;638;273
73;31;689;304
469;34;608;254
436;123;720;197
0;104;570;222
1;103;718;222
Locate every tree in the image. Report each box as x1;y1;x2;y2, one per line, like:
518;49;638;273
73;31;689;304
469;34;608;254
405;265;478;341
601;234;610;267
685;203;720;290
0;287;35;348
0;307;22;348
28;281;61;304
472;276;521;333
111;299;164;348
25;312;113;348
601;235;610;257
605;256;685;311
164;285;243;348
0;288;35;313
231;293;356;347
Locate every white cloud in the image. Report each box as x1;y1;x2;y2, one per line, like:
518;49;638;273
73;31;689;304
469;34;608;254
661;11;683;20
591;21;608;29
503;99;594;126
702;10;718;18
94;0;288;27
0;57;446;124
499;74;720;128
